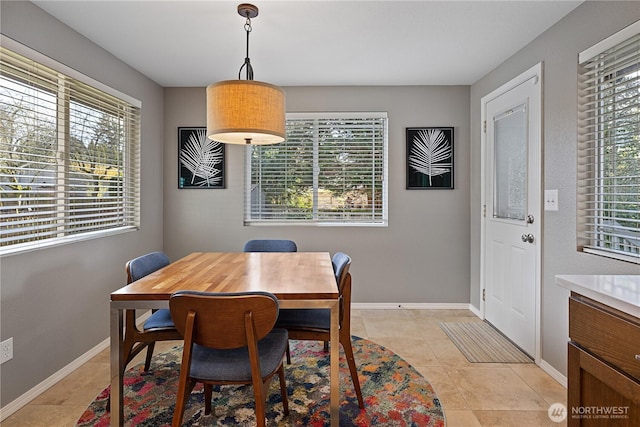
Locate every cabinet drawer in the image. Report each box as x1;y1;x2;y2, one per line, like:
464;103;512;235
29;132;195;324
569;296;640;381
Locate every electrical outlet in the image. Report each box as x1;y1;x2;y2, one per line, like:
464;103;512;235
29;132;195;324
1;337;13;364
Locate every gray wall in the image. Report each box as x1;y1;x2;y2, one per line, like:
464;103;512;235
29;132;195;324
163;86;471;305
0;1;165;406
470;1;640;376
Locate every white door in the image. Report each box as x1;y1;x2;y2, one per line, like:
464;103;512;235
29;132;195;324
482;64;541;358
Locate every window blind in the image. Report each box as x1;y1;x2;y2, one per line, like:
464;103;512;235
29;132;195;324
0;45;140;254
246;112;388;225
577;21;640;261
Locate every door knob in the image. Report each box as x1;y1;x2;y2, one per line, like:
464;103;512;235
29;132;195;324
521;233;534;243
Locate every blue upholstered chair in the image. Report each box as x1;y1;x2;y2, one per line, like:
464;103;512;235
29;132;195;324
169;291;289;427
275;252;365;408
107;251;183;411
243;239;298;252
122;252;182;371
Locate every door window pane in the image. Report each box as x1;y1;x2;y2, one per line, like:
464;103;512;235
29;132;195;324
494;105;527;220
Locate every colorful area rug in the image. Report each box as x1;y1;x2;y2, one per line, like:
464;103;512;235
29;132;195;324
77;337;445;426
439;321;533;363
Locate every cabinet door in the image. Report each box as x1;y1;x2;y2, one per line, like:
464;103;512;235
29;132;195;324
568;343;640;426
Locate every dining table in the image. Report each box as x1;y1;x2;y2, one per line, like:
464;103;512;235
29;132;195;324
110;251;340;426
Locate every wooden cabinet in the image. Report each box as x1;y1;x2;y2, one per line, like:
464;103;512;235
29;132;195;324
568;293;640;426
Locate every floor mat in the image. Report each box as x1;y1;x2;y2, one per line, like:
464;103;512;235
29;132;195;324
439;321;533;363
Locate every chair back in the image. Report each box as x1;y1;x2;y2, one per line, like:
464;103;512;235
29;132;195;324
243;239;297;252
126;251;170;283
331;252;351;293
331;252;352;328
169;291;279;350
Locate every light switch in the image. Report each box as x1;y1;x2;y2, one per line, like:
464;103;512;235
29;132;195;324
545;189;558;211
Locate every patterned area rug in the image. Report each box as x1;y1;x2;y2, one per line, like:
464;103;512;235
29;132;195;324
439;321;533;363
77;337;445;426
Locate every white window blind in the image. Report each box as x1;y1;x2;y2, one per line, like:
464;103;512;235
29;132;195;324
0;45;140;254
577;21;640;262
246;112;388;225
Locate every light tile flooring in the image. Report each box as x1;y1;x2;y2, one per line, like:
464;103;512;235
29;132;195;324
1;309;567;426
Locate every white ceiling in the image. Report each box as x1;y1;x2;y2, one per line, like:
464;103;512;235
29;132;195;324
31;0;583;87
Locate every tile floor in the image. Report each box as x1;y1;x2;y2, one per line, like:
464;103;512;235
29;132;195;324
1;309;567;426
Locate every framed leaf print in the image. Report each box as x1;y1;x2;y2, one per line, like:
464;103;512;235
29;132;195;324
406;127;454;189
178;127;225;189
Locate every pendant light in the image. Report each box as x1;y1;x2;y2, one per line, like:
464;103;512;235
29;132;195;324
207;3;285;145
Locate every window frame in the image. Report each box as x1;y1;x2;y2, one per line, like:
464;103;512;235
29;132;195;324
244;112;388;227
0;39;141;256
577;21;640;264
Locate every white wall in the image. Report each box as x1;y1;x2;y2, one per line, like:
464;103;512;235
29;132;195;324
163;85;471;305
0;1;165;407
470;1;640;376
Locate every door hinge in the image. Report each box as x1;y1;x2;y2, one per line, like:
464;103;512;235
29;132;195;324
483;204;486;217
482;289;486;301
483;120;487;133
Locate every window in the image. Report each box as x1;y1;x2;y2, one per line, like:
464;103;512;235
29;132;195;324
246;112;388;225
577;21;640;263
0;44;140;255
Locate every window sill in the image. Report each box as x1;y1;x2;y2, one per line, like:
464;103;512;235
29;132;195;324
582;247;640;265
0;226;138;257
244;220;388;227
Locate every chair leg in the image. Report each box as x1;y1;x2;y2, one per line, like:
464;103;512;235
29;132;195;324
172;378;195;427
143;342;156;371
323;340;329;352
341;336;365;409
122;340;136;369
253;376;268;427
106;339;139;412
253;395;267;427
285;341;291;364
277;364;289;415
204;384;213;415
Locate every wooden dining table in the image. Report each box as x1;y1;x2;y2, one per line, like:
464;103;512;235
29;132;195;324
110;252;340;426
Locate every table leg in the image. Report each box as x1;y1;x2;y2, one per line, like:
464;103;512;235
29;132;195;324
110;303;124;427
330;299;339;426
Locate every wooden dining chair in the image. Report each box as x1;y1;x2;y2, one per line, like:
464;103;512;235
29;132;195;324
122;251;183;372
275;252;365;409
107;251;183;411
169;291;289;427
243;239;298;252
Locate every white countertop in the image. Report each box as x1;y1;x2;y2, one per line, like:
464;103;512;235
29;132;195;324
556;275;640;318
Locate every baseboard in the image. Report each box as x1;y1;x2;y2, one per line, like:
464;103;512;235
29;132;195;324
538;359;567;388
0;336;110;421
0;310;152;422
468;304;482;318
352;302;474;310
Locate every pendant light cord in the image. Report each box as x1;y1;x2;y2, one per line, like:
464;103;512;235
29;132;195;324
238;14;254;80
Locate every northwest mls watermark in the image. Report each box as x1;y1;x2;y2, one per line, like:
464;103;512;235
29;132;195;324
571;405;630;420
548;403;631;423
548;403;567;422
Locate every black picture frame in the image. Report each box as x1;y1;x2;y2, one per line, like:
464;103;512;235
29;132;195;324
406;127;454;189
178;127;225;189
